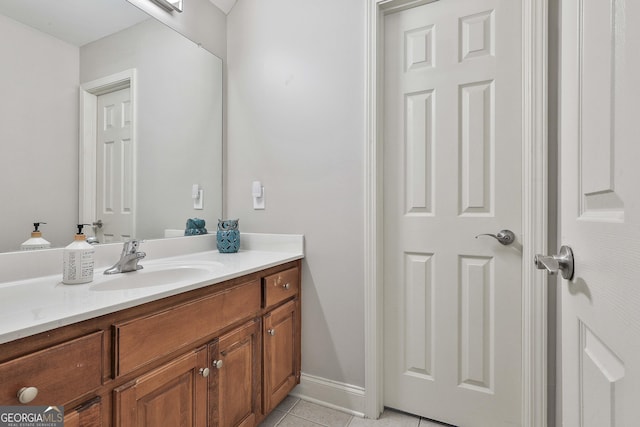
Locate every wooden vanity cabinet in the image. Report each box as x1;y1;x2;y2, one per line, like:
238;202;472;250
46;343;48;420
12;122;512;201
207;265;302;426
0;260;301;427
64;398;103;427
0;331;103;406
209;319;261;427
113;279;261;377
114;347;209;427
263;299;300;414
262;267;302;414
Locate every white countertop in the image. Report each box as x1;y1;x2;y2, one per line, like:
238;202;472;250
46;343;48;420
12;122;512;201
0;233;304;344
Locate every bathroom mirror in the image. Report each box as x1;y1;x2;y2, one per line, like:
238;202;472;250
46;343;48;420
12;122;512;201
0;0;223;252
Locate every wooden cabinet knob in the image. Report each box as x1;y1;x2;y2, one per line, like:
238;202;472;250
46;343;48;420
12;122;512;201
17;386;38;404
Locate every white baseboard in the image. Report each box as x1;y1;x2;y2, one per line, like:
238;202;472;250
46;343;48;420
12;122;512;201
290;373;366;418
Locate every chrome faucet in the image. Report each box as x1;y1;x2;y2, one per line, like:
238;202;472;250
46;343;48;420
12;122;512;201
104;240;146;275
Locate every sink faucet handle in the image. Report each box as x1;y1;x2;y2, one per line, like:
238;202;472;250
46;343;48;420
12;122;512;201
123;239;144;253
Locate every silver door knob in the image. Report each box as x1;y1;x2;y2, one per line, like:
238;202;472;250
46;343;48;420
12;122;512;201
267;329;275;336
17;387;38;404
212;359;223;369
534;245;574;280
475;229;516;245
199;367;210;377
282;283;291;290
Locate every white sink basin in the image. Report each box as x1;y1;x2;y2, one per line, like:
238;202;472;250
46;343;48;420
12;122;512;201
90;261;224;291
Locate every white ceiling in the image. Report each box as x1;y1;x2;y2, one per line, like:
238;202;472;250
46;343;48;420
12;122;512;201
208;0;237;15
0;0;150;46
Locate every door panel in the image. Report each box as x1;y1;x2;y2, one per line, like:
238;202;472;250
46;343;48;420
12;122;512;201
560;0;640;425
96;87;134;243
458;255;493;393
383;1;523;426
577;0;623;219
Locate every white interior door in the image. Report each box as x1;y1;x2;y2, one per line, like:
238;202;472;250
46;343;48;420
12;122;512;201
96;87;134;243
383;1;523;426
559;0;640;425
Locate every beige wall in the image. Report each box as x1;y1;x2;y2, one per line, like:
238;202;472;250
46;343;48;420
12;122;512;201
0;14;79;251
127;0;227;59
226;0;366;387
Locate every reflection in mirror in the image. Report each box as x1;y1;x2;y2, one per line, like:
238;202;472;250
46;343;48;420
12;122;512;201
150;0;184;13
0;0;222;252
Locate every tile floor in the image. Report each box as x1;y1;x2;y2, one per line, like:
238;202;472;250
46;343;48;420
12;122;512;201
258;396;453;427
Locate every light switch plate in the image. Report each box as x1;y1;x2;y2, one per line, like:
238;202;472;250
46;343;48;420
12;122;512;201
194;189;204;209
253;188;265;210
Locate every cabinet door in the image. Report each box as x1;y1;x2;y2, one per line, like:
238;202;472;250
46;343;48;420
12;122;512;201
209;319;261;427
114;347;209;427
263;299;300;413
64;397;102;427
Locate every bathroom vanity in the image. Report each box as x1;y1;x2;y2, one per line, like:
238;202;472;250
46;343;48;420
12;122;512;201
0;234;303;427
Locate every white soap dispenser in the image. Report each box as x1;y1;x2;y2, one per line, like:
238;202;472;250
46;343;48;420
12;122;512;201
20;222;51;250
62;224;95;285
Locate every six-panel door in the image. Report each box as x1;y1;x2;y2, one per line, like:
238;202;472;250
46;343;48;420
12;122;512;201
560;0;640;425
383;1;524;425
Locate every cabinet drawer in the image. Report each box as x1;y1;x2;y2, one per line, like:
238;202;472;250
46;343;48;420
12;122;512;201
65;397;102;427
0;332;103;406
115;280;261;376
264;267;299;308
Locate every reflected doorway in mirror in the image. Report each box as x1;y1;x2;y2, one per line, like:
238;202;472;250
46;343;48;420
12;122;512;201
79;69;137;244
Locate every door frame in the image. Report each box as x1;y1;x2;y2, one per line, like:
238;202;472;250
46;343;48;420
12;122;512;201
363;0;550;424
79;69;138;237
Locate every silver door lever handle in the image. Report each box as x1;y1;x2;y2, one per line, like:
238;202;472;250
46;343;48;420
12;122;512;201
534;245;574;280
475;229;516;245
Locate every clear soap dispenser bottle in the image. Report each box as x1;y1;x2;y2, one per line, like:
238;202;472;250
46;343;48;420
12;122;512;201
62;224;95;285
20;222;51;250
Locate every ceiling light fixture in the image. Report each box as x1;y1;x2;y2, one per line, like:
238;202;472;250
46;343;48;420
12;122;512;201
150;0;183;13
